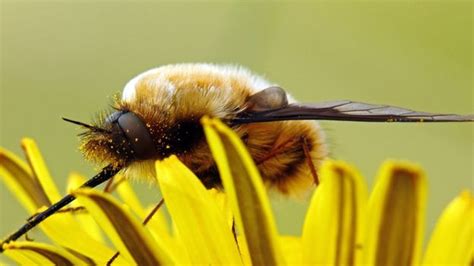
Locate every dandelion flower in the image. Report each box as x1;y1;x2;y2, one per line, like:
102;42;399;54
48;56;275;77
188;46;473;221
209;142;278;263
0;118;472;265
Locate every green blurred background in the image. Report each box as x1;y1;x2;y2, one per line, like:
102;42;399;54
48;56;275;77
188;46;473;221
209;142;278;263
1;0;472;251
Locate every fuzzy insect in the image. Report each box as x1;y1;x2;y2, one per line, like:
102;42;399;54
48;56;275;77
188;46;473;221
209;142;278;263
79;64;329;195
1;63;472;251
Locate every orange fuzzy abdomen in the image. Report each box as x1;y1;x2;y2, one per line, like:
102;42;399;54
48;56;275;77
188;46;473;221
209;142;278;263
243;120;327;195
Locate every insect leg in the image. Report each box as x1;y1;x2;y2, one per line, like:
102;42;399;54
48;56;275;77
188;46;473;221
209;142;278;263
56;206;86;214
103;177;115;193
302;137;319;186
106;198;165;265
104;175;128;193
27;206;87;223
24;233;34;242
255;137;300;165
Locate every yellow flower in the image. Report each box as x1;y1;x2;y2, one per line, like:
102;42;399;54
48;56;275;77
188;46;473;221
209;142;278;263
0;118;472;265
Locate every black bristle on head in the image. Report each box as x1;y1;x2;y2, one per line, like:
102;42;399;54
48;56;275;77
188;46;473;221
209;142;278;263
62;117;111;134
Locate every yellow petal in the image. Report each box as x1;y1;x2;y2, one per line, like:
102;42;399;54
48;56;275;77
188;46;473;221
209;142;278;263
114;177;176;260
208;188;234;230
3;241;85;265
115;177;171;240
114;175;145;216
302;160;368;265
21;138;62;203
65;172;86;192
142;204;181;258
280;236;302;265
362;160;427;265
236;235;252;266
423;190;474;265
202;117;285;266
74;188;174;265
155;156;242;265
0;147;122;264
31;207;129;265
0;147;50;213
66;173;105;243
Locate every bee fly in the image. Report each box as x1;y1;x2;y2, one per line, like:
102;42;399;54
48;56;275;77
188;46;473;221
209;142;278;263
1;63;472;251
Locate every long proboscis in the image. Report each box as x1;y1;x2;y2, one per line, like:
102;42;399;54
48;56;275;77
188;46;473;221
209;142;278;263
0;165;119;252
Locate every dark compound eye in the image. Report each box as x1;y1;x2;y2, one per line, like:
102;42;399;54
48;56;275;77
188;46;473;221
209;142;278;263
116;112;157;160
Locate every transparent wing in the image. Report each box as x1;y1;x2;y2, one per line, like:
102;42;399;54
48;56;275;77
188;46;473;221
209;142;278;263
231;100;474;124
